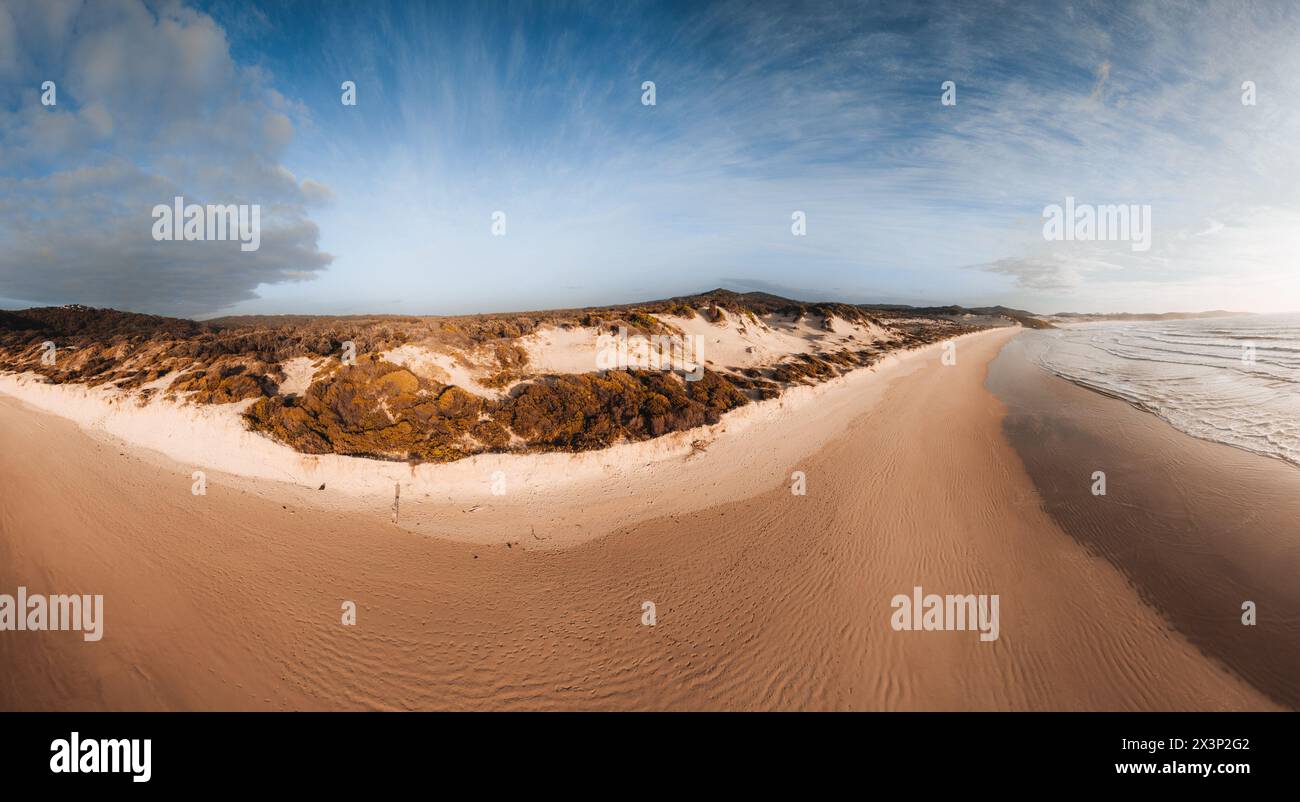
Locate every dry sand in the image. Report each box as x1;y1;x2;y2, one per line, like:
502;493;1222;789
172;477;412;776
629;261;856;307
0;328;1281;710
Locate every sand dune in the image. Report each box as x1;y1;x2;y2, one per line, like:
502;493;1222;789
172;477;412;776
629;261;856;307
0;332;976;549
0;328;1279;710
0;293;975;468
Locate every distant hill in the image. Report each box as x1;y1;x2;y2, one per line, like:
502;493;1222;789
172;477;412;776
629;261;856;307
860;302;1053;329
0;304;202;338
1044;310;1251;322
7;293;1255;337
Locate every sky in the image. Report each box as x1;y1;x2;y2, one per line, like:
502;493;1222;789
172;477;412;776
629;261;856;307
1;0;1298;317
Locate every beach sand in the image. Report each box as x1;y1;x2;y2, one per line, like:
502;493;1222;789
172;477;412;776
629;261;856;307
0;328;1283;710
989;333;1300;710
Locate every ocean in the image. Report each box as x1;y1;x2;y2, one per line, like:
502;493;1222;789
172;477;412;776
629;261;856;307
1027;313;1300;468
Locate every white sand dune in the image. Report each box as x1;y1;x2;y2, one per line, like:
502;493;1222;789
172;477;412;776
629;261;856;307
520;310;890;377
379;344;504;399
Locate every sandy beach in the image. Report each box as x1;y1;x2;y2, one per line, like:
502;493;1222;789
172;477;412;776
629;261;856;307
0;328;1285;710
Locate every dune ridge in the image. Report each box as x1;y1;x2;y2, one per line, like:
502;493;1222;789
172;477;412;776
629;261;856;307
0;291;993;465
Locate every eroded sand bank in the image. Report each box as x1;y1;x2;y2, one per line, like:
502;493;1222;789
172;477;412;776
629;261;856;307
0;328;1278;710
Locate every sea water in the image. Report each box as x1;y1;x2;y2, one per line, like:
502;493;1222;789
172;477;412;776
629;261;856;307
1029;313;1300;467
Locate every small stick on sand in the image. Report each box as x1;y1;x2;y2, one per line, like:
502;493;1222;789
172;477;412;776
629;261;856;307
391;482;400;524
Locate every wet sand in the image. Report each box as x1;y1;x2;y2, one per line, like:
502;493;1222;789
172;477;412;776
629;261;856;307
0;328;1280;710
988;332;1300;710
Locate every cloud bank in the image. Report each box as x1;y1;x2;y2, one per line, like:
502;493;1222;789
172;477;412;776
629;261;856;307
0;0;331;315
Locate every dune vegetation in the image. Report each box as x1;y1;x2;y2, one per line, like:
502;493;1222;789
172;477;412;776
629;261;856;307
0;290;991;463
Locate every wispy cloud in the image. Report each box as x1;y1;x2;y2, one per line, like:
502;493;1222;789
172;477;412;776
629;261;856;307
3;0;1299;315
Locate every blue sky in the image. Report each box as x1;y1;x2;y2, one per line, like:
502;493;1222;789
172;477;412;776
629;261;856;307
2;0;1299;316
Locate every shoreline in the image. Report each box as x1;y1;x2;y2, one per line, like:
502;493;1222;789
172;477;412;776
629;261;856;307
1;325;1280;710
1027;319;1300;471
988;333;1300;710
